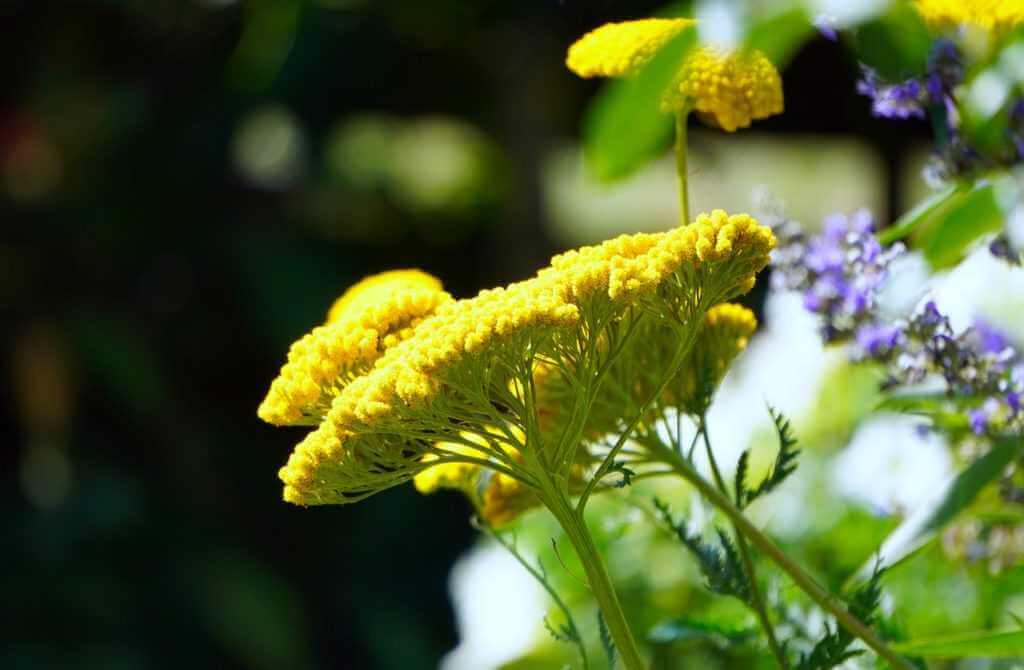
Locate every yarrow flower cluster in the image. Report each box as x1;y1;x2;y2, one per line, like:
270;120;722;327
266;210;775;508
566;19;783;132
914;0;1024;32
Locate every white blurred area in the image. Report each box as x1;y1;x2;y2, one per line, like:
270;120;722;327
542;132;886;245
832;414;953;514
440;543;546;670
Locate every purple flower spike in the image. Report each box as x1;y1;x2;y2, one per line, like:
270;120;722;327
972;318;1010;355
856;323;902;356
814;14;838;42
969;406;990;435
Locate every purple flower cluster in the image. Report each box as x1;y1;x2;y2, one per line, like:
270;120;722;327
771;209;904;342
856;40;962;122
772;210;1024;438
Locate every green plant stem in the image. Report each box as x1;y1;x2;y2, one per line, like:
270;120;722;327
675;110;690;224
477;520;590;670
543;485;645;670
654;443;915;670
699;416;787;670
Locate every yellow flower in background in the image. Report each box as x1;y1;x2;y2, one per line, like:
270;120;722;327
915;0;1024;31
257;269;451;426
566;18;697;78
671;47;783;131
566;19;784;131
673;302;757;414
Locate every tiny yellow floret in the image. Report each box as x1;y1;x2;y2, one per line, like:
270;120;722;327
672;47;784;131
326;269;443;324
258;270;451;426
915;0;1024;31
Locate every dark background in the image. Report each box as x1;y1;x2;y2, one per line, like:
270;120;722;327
1;1;925;667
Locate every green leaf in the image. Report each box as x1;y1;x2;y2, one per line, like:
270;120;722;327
648;618;755;647
743;7;814;68
878;183;965;245
738;405;800;509
598;611;617;670
582;27;696;181
848;437;1022;584
919;180;1011;269
921;436;1022;536
891;629;1024;658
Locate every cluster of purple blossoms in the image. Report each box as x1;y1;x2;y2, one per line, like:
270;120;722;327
857;40;962;122
771;209;904;343
771;211;1024;437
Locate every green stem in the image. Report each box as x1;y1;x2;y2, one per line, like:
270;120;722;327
699;416;787;670
544;486;645;670
675;110;690;224
655;444;915;670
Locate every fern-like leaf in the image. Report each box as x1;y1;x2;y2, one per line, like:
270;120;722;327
739;405;801;508
598;611;617;670
796;563;886;670
653;498;751;604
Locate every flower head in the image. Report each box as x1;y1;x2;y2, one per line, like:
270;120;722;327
566;19;783;132
257;270;451;426
671;47;784;131
915;0;1024;32
566;18;696;78
326;269;443;324
276;212;774;506
673;302;757;414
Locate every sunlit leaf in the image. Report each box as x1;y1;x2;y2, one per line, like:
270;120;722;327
891;629;1024;658
918;180;1010;269
921;437;1022;536
582;28;696;181
849;437;1022;584
743;7;814;68
878;183;964;244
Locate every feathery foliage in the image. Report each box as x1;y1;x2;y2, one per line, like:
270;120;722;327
796;563;887;670
598;611;617;670
735;405;801;509
654;498;751;603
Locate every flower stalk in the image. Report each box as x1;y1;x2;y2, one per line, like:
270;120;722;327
651;440;916;670
675;110;690;224
699;415;787;670
542;481;646;670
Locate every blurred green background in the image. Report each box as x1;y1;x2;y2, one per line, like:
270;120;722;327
0;0;936;668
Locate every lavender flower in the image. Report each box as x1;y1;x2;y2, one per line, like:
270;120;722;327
857;66;926;120
772;210;904;343
772;208;1024;439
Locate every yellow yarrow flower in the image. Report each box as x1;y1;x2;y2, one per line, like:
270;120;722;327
566;18;697;78
673;302;757;414
671;47;784;132
258;270;451;426
566;19;783;131
326;269;443;324
277;212;774;507
915;0;1024;31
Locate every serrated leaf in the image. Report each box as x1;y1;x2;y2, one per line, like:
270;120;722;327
582;27;696;181
740;406;800;508
743;7;814;68
598;611;617;670
890;629;1024;658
